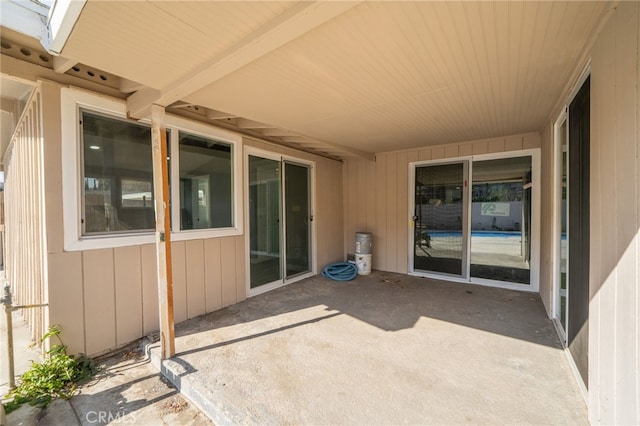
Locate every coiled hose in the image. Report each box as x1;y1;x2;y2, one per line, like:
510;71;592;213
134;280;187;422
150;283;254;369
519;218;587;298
322;262;358;281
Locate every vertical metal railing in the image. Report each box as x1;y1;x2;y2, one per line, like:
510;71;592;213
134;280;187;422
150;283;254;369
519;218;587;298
3;86;47;350
2;283;48;389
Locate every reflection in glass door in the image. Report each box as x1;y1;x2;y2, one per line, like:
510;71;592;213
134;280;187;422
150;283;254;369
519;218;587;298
413;162;468;276
248;154;312;291
284;162;311;278
557;118;569;333
248;155;282;288
470;156;532;284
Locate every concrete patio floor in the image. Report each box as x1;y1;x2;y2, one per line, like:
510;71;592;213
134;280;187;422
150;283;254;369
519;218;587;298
148;271;587;425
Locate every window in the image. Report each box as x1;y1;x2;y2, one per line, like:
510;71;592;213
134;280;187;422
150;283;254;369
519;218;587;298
62;88;243;251
178;131;233;230
81;110;154;234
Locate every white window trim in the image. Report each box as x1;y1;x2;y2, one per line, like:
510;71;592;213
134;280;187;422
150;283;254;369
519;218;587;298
166;115;243;242
61;88;243;251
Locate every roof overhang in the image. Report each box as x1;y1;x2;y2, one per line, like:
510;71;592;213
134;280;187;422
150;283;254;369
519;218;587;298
3;1;618;160
40;0;86;55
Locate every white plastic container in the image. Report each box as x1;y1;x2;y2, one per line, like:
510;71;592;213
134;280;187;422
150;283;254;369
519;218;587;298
355;253;372;275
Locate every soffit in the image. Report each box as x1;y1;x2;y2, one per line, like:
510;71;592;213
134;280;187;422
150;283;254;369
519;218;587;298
185;1;609;153
61;0;296;90
59;1;611;156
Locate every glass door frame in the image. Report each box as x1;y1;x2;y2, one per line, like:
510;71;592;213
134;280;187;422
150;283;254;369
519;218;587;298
408;158;471;279
244;146;316;297
553;109;569;343
408;149;540;293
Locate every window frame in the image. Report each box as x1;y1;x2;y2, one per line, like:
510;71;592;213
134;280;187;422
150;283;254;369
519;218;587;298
166;116;242;242
79;108;156;236
61;88;243;251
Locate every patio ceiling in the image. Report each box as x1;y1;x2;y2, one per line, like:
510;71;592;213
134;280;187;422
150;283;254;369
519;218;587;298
57;1;612;158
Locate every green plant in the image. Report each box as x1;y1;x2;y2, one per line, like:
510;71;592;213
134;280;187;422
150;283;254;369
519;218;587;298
2;325;99;414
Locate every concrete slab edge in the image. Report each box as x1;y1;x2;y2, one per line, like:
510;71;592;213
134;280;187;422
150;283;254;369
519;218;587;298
144;341;237;426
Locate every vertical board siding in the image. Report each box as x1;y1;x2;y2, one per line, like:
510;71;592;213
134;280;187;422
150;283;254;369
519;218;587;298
47;252;85;355
114;245;143;346
589;3;640;424
344;133;539;274
3;87;48;346
611;7;638;423
488;139;505;153
82;249;116;355
375;154;387;270
396;151;411;274
505;135;524;152
385;153;398;272
203;238;223;312
319;159;344;268
234;235;247;301
186;240;206;318
171;241;188;323
140;244;159;336
220;237;238;307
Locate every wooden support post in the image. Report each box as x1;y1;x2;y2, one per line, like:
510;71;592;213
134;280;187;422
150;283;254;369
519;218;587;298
150;105;175;359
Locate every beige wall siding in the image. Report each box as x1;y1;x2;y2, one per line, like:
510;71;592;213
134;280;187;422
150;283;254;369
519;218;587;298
113;245;143;346
589;3;639;424
3;86;48;346
39;85;343;356
47;237;247;356
343;133;540;273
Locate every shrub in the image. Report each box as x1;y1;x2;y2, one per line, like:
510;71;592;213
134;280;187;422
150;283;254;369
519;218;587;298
3;325;98;413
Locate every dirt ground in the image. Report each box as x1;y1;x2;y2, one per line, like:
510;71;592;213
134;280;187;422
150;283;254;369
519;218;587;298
5;342;211;425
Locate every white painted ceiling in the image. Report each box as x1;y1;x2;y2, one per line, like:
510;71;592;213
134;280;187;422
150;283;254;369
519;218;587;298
59;1;612;155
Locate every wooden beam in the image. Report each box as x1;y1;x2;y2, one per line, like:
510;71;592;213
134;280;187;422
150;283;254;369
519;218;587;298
52;56;76;74
127;88;160;119
0;54;124;99
236;118;270;129
205;109;237;120
119;78;145;93
260;128;294;137
127;1;361;117
280;136;317;144
150;105;175;360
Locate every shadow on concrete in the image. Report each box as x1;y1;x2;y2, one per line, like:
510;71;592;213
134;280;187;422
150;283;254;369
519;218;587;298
60;352;209;425
174;271;560;349
68;359;174;424
150;271;585;425
177;312;342;359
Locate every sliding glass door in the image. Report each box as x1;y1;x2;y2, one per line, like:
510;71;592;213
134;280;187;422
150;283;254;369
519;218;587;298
410;152;537;289
470;156;532;284
284;162;312;278
248;151;312;293
248;155;282;288
413;161;468;277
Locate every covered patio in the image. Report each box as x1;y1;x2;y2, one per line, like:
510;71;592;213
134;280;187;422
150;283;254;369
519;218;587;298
148;272;586;424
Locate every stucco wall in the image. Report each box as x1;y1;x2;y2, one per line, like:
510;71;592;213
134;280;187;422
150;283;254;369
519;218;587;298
343;133;540;274
588;3;639;423
41;84;343;356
